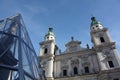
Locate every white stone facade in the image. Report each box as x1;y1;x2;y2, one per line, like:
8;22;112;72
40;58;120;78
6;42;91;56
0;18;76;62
39;17;120;80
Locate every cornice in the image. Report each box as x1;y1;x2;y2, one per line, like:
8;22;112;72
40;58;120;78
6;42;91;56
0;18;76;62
39;40;54;45
54;73;98;79
99;67;120;75
94;42;116;51
39;54;54;60
55;49;95;61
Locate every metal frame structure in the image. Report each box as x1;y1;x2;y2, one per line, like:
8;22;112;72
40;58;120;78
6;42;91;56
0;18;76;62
0;14;45;80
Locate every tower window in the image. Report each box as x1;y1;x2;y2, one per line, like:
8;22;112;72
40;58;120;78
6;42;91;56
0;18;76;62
108;61;114;68
84;66;89;73
44;48;48;54
74;67;78;75
100;37;105;43
63;70;67;76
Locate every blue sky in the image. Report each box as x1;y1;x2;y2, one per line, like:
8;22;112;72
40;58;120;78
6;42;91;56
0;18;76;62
0;0;120;55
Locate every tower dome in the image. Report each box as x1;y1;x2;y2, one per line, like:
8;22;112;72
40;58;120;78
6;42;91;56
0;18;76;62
90;17;103;31
45;27;55;41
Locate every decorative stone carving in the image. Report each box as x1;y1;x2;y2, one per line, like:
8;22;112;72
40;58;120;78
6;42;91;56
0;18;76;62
61;59;69;70
82;62;90;66
105;56;112;60
104;51;110;55
95;48;102;52
102;49;111;58
61;65;69;70
71;59;79;65
61;59;68;64
81;55;89;61
41;62;46;68
98;33;104;37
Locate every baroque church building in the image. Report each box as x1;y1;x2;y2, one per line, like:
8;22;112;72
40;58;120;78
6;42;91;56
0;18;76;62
39;17;120;80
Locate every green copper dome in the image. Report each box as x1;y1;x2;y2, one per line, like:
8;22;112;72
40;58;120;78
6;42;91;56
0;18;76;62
45;27;55;37
91;17;101;26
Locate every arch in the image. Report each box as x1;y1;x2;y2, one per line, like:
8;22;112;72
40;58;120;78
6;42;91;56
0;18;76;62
74;67;78;75
100;37;105;43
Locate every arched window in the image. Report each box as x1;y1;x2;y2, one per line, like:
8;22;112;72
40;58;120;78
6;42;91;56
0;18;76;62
84;66;89;73
44;48;48;54
63;70;67;76
108;61;114;68
74;67;78;75
100;37;105;43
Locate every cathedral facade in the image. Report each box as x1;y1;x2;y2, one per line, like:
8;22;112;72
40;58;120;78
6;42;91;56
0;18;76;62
39;17;120;80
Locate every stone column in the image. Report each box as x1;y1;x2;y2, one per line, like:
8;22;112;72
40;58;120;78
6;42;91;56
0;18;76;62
112;49;120;66
47;57;54;80
97;52;107;70
68;59;72;76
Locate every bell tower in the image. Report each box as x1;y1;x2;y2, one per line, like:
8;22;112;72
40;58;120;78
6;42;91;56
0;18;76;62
39;27;58;80
90;17;120;71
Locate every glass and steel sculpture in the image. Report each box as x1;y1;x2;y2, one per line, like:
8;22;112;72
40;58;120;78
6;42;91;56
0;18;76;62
0;14;45;80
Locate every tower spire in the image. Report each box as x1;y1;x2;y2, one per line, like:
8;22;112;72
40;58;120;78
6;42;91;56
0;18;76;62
91;17;100;26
